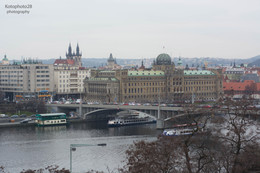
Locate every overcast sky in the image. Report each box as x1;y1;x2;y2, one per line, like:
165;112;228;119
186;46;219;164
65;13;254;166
1;0;260;60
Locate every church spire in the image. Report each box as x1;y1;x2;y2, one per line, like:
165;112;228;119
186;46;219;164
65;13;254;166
76;43;80;56
67;43;72;57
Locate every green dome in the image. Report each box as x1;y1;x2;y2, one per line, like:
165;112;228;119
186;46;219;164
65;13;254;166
3;55;8;61
156;53;172;65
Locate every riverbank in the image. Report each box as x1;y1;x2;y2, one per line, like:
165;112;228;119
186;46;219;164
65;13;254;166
0;118;87;128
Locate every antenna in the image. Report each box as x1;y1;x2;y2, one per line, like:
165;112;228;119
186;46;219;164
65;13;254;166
163;46;165;53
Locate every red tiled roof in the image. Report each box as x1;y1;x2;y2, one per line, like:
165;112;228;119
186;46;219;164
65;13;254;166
54;59;75;65
223;80;255;91
256;83;260;91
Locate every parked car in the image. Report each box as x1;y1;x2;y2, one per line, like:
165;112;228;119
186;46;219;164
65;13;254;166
11;115;19;118
202;105;212;108
143;103;151;106
76;99;82;104
20;118;32;124
0;114;8;118
64;101;70;104
20;114;27;118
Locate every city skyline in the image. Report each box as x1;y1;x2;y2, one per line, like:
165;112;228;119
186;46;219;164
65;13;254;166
1;0;260;60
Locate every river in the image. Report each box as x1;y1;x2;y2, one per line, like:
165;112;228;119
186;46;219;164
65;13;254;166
0;122;161;173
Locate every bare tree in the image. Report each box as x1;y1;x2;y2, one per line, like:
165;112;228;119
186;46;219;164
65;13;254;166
121;137;182;173
213;97;260;173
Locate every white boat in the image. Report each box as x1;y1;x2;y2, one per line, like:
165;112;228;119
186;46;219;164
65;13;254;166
163;128;196;136
162;123;203;136
108;111;156;127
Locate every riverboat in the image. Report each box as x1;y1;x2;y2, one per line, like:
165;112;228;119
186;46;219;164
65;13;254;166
108;111;156;127
163;123;203;136
35;113;67;126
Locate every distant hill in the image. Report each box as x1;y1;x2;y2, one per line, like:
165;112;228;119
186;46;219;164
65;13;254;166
247;55;260;67
40;58;144;68
39;55;260;68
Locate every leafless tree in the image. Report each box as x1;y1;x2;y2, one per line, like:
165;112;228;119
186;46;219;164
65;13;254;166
213;97;260;173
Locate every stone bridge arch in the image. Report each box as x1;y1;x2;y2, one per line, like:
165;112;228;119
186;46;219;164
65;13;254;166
84;108;156;121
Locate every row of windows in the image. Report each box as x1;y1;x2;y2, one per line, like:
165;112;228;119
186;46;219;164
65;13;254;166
36;71;49;73
184;86;215;91
126;80;217;87
0;66;21;70
125;87;165;94
124;95;160;99
128;77;164;80
0;84;23;86
0;88;23;91
0;79;23;82
36;66;49;69
58;89;83;92
59;75;85;78
37;79;50;82
36;75;50;77
59;71;88;74
184;76;212;79
0;75;23;78
0;71;23;73
184;81;215;85
59;84;83;88
128;82;165;87
36;84;50;86
59;80;84;83
224;71;243;74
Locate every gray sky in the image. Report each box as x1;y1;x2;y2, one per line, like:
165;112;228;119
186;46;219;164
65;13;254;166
1;0;260;60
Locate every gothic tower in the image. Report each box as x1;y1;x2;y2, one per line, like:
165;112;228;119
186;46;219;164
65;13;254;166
65;43;82;67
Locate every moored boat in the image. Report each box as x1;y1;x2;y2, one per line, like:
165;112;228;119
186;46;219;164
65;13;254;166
108;111;156;127
162;123;203;136
36;113;67;126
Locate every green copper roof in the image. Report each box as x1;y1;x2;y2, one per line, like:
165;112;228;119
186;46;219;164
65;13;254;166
156;53;172;65
177;58;182;66
3;55;8;61
184;70;216;75
128;70;164;76
89;77;118;81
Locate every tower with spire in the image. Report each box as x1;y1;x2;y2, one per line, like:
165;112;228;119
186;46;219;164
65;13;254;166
1;55;9;65
66;43;82;66
107;53;116;68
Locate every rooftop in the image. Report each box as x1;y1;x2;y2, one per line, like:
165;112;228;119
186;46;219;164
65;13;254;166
88;77;118;81
128;70;164;76
184;70;216;75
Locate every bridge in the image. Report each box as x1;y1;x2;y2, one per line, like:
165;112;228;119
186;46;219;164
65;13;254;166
46;104;183;119
46;104;184;128
47;104;259;129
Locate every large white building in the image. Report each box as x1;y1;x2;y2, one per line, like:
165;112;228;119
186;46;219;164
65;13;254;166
0;43;91;101
0;60;54;101
53;43;91;99
54;68;90;95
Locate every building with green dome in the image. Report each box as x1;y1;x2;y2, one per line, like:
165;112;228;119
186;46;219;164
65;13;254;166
155;53;173;65
84;53;223;103
1;55;9;65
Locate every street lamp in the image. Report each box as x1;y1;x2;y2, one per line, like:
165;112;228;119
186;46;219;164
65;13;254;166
70;143;107;173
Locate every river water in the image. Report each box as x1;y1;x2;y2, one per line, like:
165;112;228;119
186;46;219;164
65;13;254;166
0;122;161;173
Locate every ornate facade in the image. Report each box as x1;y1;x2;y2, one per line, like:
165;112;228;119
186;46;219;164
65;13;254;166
84;53;223;103
66;43;82;67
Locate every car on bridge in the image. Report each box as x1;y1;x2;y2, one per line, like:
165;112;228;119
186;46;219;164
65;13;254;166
0;114;8;118
20;118;32;124
11;115;19;118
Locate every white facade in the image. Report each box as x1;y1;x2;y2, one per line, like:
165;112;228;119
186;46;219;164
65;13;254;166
54;69;91;94
0;63;54;100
